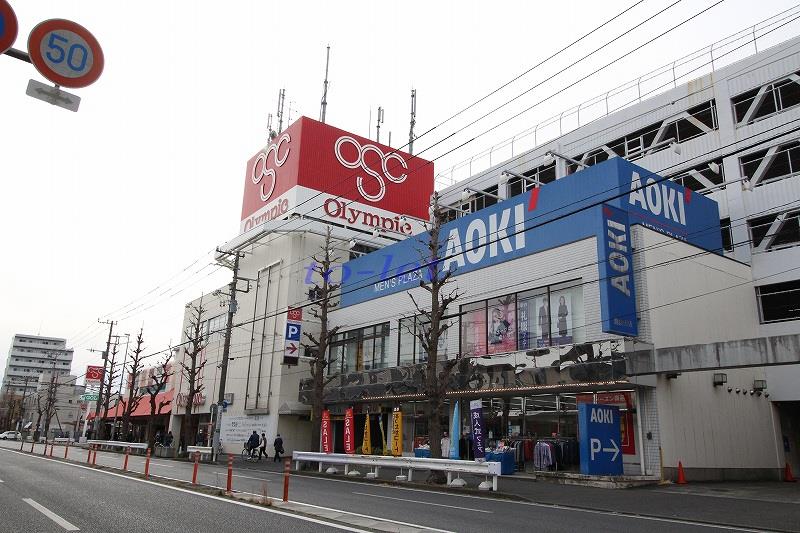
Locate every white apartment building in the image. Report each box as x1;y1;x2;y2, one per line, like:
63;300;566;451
2;334;74;398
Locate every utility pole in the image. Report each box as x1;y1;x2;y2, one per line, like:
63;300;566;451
319;45;331;123
211;251;242;460
376;106;384;144
16;375;34;432
409;89;417;155
93;320;115;439
110;333;130;440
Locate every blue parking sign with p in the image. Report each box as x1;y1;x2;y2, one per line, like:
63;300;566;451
286;322;301;341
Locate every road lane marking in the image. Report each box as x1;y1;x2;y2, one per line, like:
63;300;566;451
351;491;492;513
23;498;79;531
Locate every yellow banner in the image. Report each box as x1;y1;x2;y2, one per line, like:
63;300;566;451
391;408;403;456
362;415;372;455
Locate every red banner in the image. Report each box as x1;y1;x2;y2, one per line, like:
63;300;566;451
344;408;355;454
321;409;332;454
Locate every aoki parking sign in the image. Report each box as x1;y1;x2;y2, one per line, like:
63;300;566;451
334;135;408;202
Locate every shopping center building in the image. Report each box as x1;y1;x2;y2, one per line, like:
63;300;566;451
170;28;800;480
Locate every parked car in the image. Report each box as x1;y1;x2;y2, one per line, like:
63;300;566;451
0;431;21;440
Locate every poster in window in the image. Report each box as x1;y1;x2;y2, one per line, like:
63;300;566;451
536;295;551;347
550;291;573;345
487;297;516;354
462;306;486;356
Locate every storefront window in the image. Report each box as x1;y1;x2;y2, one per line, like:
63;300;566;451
487;295;516;354
549;281;584;345
460;301;487;357
517;281;584;348
329;323;389;374
398;316;451;366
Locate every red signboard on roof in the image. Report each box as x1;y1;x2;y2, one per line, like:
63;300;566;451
240;117;434;234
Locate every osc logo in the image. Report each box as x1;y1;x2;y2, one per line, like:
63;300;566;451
334;136;408;202
251;133;291;202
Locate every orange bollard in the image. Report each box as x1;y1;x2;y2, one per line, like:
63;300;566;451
92;445;97;465
49;443;54;457
676;461;688;484
42;441;47;456
192;452;200;484
30;440;35;453
226;454;233;493
144;448;151;479
123;447;130;471
64;441;69;459
86;446;92;463
19;439;24;451
283;457;291;502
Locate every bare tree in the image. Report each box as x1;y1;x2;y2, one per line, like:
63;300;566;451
120;329;147;441
302;226;342;452
409;193;463;481
178;303;208;450
145;357;173;450
98;342;120;440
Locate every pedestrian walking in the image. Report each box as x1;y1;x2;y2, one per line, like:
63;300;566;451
273;433;284;462
259;432;267;459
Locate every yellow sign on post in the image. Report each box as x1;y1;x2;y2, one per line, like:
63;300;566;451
391;408;403;456
362;415;372;455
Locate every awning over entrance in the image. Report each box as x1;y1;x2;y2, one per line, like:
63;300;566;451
87;390;173;420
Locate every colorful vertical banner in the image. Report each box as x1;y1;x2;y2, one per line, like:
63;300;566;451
344;407;355;454
378;413;388;455
362;415;372;455
390;408;403;456
469;399;486;460
449;401;460;460
321;409;332;454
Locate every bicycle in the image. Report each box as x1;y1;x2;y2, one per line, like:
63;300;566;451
241;446;260;462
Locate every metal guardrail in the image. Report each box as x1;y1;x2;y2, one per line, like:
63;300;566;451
293;451;502;491
86;440;148;450
186;446;213;454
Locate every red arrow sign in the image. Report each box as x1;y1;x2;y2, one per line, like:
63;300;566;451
286;342;298;355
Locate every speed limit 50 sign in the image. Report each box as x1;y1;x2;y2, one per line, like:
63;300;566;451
28;19;104;88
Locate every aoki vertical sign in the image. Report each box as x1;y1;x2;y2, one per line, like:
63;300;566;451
344;407;355;454
469;399;486;460
321;409;332;453
598;205;638;337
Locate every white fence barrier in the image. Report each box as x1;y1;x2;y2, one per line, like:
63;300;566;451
293;451;501;491
86;440;148;450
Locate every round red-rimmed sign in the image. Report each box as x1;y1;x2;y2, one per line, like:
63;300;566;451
0;0;18;55
28;19;104;88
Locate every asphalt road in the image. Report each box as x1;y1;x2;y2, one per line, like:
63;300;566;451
1;441;798;533
0;445;352;533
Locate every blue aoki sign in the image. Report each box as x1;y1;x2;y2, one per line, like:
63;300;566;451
578;403;623;475
339;158;722;339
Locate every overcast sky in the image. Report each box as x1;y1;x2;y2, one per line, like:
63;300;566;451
1;0;798;383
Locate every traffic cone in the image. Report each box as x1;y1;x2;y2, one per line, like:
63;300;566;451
676;461;688;484
785;462;797;483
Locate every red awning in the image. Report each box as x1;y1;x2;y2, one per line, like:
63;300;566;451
88;390;173;420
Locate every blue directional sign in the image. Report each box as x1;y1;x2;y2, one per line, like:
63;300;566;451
578;403;623;475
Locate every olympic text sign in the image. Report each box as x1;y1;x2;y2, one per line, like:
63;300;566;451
241;117;433;233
